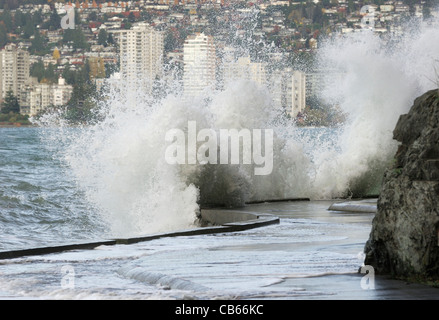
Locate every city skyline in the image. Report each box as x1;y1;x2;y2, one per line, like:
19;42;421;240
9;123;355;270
0;0;437;122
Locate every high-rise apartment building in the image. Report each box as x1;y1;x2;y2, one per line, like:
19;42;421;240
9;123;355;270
305;69;344;99
290;70;306;117
222;56;267;87
0;43;30;104
269;68;306;117
29;82;52;116
183;33;216;97
111;22;164;90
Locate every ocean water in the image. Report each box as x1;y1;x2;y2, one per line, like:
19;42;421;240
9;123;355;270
0;127;373;299
1;15;438;300
0;127;107;251
0;194;374;299
28;19;439;239
0;126;338;251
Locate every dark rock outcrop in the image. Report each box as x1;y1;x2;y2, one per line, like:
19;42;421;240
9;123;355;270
364;89;439;279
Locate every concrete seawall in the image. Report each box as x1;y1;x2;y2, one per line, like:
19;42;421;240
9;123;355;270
0;208;279;260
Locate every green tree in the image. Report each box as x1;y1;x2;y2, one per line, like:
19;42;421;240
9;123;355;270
32;9;43;26
97;29;108;46
89;11;98;21
73;28;89;50
78;59;91;83
14;9;26;28
45;63;57;83
48;10;61;31
62;28;74;43
29;29;46;55
74;9;82;26
107;32;114;45
63;28;89;50
30;60;45;82
22;15;35;39
313;3;323;26
30;61;59;84
0;9;14;32
0;22;8;47
105;61;119;78
62;64;74;84
64;82;98;124
140;9;152;22
61;60;91;85
0;0;19;10
123;19;132;30
1;90;20;114
128;11;136;23
164;31;178;52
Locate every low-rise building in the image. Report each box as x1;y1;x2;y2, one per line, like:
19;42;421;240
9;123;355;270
21;77;73;116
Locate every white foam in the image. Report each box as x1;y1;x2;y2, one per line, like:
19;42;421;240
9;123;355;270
36;18;439;238
309;22;439;198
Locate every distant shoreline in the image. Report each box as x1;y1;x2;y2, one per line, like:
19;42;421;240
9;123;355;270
0;123;36;128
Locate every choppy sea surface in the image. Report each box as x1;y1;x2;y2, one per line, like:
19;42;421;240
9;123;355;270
0;128;377;299
0;127;106;251
0;200;374;299
2;127;439;300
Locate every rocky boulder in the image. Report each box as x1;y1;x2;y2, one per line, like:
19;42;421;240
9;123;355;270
364;89;439;279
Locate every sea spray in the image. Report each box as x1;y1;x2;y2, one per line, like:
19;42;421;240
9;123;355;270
37;77;313;237
61;91;202;237
35;15;439;237
180;80;312;206
308;21;439;198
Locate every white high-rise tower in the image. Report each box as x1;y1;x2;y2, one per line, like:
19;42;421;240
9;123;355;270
112;23;164;90
290;70;306;117
0;43;30;104
183;33;216;97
